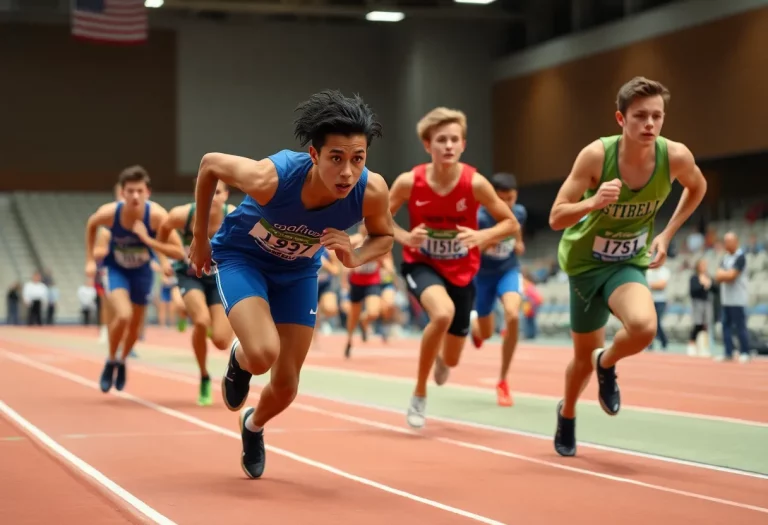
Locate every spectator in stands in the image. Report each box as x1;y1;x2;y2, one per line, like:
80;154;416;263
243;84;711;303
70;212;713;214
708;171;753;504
714;232;751;363
6;282;21;325
646;264;670;351
22;271;47;325
46;279;59;325
688;258;713;357
745;233;765;254
78;279;97;326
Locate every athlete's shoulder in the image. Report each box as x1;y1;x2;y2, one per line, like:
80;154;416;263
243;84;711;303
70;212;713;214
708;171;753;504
663;138;697;180
570;139;606;174
268;149;310;175
663;137;693;162
362;171;390;212
390;169;415;194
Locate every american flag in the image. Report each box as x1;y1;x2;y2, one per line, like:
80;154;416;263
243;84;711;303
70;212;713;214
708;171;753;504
71;0;148;45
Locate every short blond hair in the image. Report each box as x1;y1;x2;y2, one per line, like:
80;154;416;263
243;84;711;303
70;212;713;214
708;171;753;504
616;76;670;115
416;107;467;142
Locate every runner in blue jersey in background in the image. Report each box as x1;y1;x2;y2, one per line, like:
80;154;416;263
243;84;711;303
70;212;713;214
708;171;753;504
470;172;528;407
188;90;394;479
85;167;185;393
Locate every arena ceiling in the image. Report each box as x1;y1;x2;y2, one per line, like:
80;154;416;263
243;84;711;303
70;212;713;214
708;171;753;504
158;0;682;25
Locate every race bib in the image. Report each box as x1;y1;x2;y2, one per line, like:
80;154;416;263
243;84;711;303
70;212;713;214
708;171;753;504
249;219;322;261
592;230;648;262
420;229;468;260
114;246;151;269
484;237;516;260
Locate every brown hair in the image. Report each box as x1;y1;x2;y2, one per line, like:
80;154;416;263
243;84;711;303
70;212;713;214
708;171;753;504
616;76;670;115
416;107;467;142
118;165;151;189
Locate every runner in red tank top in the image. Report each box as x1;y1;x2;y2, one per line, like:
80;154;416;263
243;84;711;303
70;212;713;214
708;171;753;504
343;225;391;358
389;107;521;429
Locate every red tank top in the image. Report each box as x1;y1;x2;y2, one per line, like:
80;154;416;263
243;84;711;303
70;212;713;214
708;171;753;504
402;163;480;287
349;260;382;286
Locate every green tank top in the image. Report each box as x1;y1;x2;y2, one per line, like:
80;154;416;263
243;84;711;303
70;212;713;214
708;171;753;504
172;203;228;273
557;135;672;276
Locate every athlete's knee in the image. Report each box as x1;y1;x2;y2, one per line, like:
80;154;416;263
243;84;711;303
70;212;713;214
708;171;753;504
210;329;231;350
270;373;299;405
428;303;455;330
191;311;212;331
504;308;520;327
622;313;657;347
239;337;279;375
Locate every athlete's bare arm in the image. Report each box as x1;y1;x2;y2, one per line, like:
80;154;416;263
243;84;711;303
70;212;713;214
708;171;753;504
93;228;111;262
548;140;607;231
389;171;423;247
85;202;118;276
354;171;395;265
194;153;278;238
470;174;520;246
157;204;191;244
133;203;185;261
658;141;708;243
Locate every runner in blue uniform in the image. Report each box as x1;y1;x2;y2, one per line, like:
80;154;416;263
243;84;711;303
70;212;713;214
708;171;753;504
85;167;184;393
470;172;528;407
188;90;394;479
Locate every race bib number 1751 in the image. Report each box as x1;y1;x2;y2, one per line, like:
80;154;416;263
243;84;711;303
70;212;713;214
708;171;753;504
592;231;648;262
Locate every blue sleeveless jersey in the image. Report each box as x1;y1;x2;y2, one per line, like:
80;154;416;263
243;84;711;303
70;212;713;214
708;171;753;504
103;202;155;272
211;150;368;276
477;203;527;276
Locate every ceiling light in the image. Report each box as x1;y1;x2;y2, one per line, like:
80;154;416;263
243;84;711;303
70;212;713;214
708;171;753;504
454;0;497;4
365;11;405;22
145;0;164;7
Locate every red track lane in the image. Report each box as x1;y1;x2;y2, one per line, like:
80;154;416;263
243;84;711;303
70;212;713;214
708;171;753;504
0;353;484;525
5;326;768;422
2;342;767;524
0;417;138;524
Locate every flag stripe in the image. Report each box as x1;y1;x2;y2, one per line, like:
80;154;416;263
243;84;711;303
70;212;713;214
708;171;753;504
72;0;147;44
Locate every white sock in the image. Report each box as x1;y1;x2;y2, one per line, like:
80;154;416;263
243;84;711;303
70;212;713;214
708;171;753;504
244;413;262;433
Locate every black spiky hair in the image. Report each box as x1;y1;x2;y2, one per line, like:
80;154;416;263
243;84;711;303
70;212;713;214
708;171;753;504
293;90;383;150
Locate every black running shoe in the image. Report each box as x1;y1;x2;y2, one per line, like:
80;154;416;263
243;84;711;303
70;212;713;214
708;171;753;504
114;362;127;391
344;341;352;359
239;407;265;479
592;349;620;416
99;360;116;393
221;339;251;412
554;400;576;457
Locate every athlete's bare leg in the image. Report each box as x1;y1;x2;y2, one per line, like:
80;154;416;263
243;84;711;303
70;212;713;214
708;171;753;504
106;289;132;360
413;285;454;397
226;297;280;378
361;293;381;335
238;321;314;479
345;300;365;355
602;283;657;367
119;304;146;361
561;329;604;419
208;304;232;351
498;292;522;381
250;323;313;427
183;289;213;378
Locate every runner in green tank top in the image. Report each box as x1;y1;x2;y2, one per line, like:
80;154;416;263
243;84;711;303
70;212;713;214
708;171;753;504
548;77;708;457
157;179;236;406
